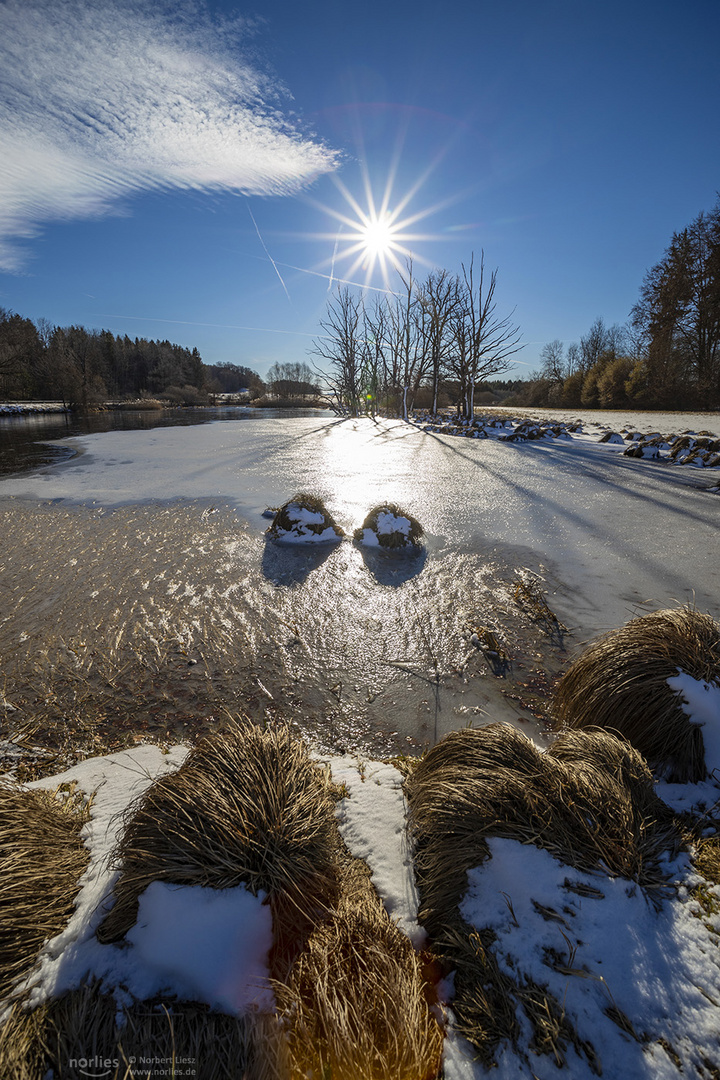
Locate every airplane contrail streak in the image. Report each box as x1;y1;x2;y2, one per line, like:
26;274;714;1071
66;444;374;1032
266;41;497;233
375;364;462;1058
246;203;292;304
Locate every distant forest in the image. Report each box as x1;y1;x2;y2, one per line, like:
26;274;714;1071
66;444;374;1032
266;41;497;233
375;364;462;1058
0;311;265;407
509;198;720;411
2;199;718;414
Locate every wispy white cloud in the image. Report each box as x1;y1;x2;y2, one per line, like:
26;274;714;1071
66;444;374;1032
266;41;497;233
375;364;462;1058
0;0;339;271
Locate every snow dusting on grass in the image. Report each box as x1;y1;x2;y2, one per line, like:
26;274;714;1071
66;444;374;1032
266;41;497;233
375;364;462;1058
668;671;720;776
458;837;720;1079
1;738;718;1077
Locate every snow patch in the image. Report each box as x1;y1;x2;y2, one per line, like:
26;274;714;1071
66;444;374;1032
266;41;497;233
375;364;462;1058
459;837;720;1079
329;757;424;947
668;670;720;776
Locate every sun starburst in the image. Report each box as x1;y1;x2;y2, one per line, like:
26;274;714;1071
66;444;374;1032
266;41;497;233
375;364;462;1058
301;153;456;291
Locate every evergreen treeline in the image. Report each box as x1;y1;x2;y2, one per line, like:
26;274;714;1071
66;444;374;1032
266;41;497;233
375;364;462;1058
511;198;720;411
0;311;264;408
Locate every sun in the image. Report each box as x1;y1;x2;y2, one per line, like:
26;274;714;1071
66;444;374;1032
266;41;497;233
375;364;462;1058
304;162;449;290
361;213;397;259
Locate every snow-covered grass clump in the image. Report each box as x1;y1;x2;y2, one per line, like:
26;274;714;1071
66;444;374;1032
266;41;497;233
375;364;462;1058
1;729;443;1079
354;502;423;550
553;605;720;782
266;492;344;544
406;723;720;1079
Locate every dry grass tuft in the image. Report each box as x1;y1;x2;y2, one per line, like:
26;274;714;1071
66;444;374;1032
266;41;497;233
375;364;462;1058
96;722;341;978
512;572;568;644
0;783;90;1001
267;493;344;542
405;724;675;940
274;854;444;1080
0;985;260;1080
354;504;424;550
404;724;678;1067
553;605;720;781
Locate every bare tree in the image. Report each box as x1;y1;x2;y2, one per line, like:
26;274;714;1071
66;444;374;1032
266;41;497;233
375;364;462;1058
417;269;461;415
453;252;523;418
391;262;427;419
361;297;390;417
539;339;565;382
311;287;364;415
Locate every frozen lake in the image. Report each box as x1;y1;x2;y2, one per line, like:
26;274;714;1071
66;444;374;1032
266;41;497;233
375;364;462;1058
1;413;718;755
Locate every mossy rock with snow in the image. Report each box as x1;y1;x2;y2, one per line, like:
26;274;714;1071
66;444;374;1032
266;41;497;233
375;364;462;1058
267;493;345;544
353;504;424;550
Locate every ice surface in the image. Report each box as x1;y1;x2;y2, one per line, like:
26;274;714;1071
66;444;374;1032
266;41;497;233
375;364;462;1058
0;414;717;638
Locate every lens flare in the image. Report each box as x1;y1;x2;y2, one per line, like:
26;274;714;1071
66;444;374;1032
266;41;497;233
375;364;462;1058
302;154;461;290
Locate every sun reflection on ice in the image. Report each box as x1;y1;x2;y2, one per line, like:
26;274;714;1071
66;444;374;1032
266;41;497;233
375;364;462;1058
316;418;430;534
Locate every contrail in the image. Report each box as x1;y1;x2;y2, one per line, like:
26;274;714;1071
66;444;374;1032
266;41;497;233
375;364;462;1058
246;202;292;304
94;314;319;337
328;228;341;292
274;260;400;296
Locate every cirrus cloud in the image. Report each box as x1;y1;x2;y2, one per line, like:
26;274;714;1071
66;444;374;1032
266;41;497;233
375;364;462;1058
0;0;339;271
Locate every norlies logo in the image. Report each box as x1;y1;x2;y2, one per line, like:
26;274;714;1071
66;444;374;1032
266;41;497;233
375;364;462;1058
69;1058;118;1079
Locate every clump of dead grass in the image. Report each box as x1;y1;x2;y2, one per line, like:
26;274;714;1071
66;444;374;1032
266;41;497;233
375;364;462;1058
512;571;568;644
406;724;675;938
354;503;424;550
553;605;720;782
404;723;678;1068
274;854;444;1080
0;985;264;1080
0;782;90;1001
96;722;341;978
267;493;344;543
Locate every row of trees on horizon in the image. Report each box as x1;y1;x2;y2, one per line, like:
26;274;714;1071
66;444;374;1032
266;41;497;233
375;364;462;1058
509;198;720;411
314;198;720;415
1;199;718;414
0;313;275;408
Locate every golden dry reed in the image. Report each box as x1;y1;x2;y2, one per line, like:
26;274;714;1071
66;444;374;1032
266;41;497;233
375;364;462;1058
96;722;341;979
273;855;443;1080
0;784;90;1001
553;605;720;782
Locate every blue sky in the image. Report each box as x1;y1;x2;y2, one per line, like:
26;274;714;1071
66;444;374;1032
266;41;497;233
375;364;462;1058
1;0;719;379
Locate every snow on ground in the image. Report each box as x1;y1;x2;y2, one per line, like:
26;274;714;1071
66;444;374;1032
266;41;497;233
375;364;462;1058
329;756;424;946
455;839;720;1080
8;742;717;1080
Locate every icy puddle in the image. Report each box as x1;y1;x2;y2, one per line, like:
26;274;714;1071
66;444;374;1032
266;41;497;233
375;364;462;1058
1;414;718;767
0;497;564;763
